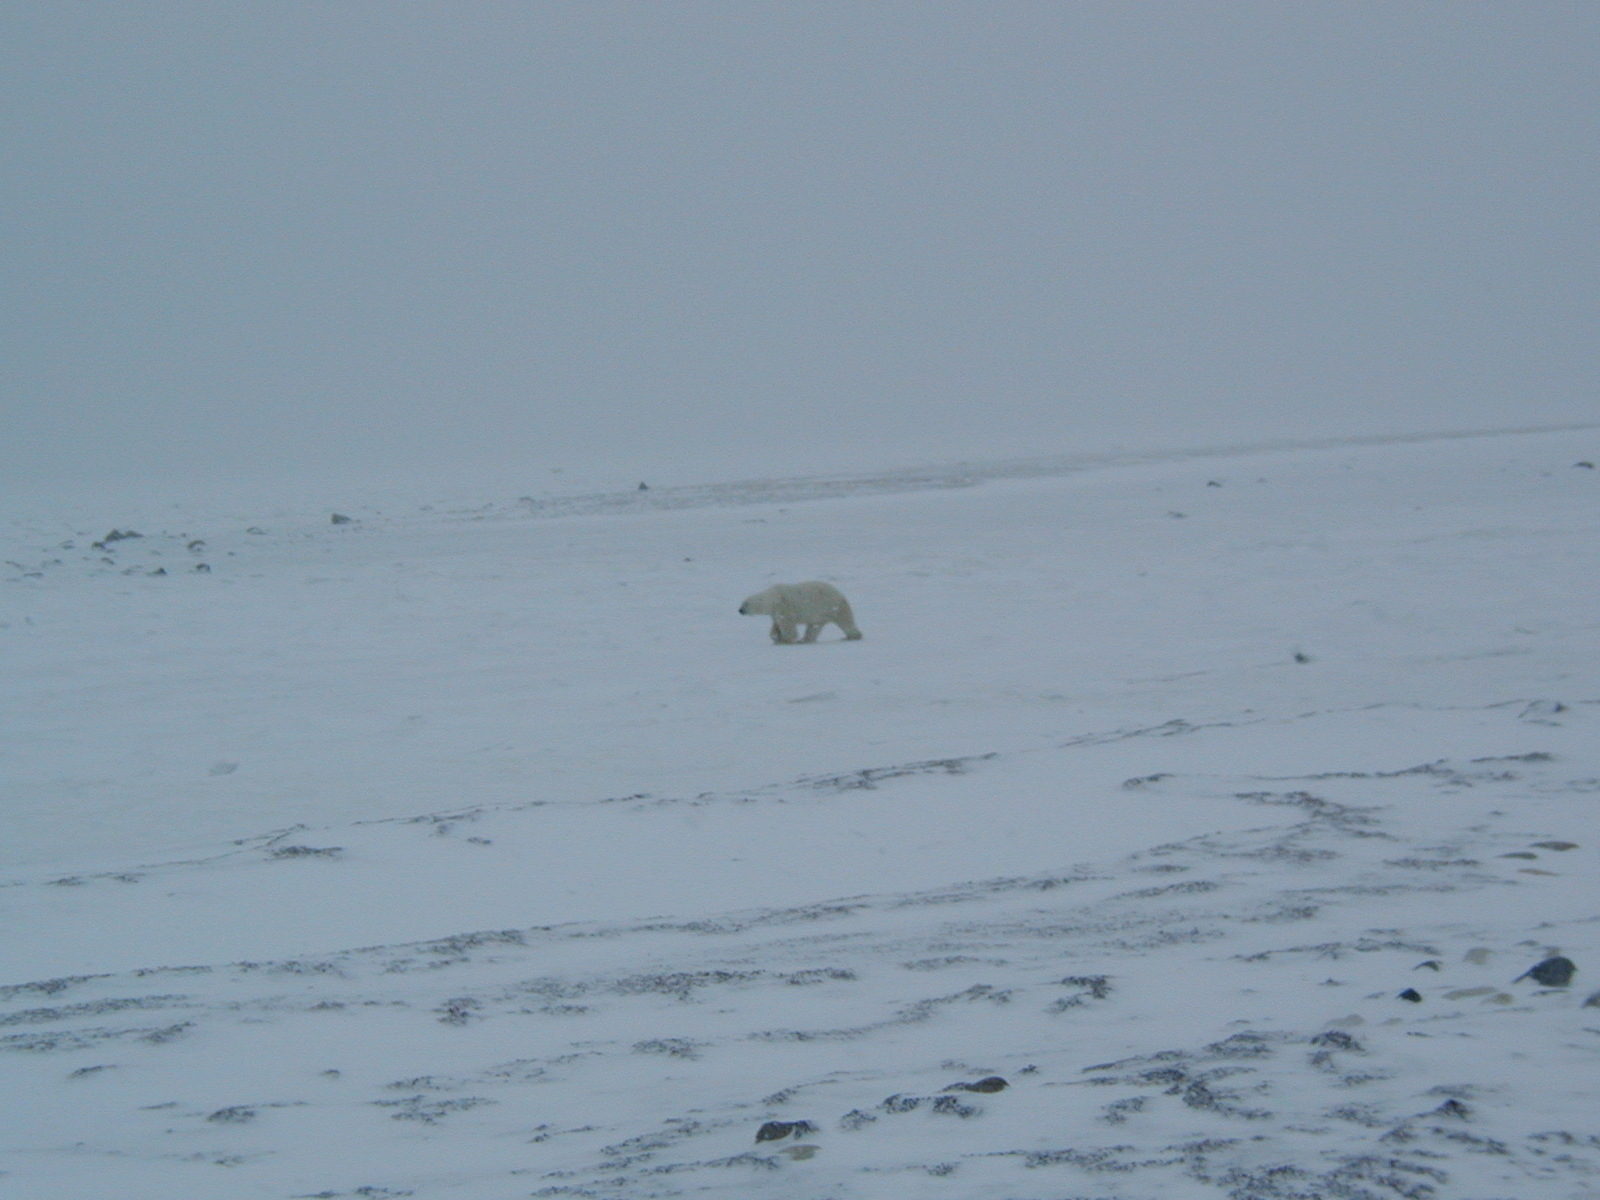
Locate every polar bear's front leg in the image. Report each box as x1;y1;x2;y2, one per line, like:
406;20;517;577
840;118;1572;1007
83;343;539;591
835;601;863;640
770;618;798;644
801;623;823;642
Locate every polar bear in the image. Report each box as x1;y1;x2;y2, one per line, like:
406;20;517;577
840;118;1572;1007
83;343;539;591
739;581;863;644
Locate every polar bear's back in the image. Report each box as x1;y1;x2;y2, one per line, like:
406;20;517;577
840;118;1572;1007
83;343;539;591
744;580;846;619
776;580;848;616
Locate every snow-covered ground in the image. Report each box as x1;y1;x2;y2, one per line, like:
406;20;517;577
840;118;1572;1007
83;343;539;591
3;426;1598;1199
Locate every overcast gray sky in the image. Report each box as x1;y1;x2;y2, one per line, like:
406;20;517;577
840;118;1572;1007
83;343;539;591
3;2;1595;504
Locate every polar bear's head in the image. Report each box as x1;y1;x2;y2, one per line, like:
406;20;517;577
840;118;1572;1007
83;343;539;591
738;587;778;616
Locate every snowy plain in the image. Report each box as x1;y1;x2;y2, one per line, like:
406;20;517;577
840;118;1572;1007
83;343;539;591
2;425;1599;1199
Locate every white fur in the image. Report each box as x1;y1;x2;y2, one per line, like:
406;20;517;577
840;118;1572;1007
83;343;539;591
739;581;863;644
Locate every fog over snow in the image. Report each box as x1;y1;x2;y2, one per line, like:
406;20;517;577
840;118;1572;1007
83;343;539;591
1;3;1595;507
3;6;1600;1200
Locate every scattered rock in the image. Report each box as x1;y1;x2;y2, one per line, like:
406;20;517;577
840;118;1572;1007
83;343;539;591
637;482;649;490
1519;700;1567;723
945;1075;1008;1093
206;1105;256;1123
269;845;342;859
755;1120;815;1143
1293;650;1312;663
1414;960;1441;971
1058;975;1112;999
1576;461;1595;469
435;997;480;1026
1122;774;1172;788
1100;1096;1147;1123
1515;956;1576;987
1398;988;1423;1003
632;1038;699;1059
1531;840;1578;851
1581;991;1600;1008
